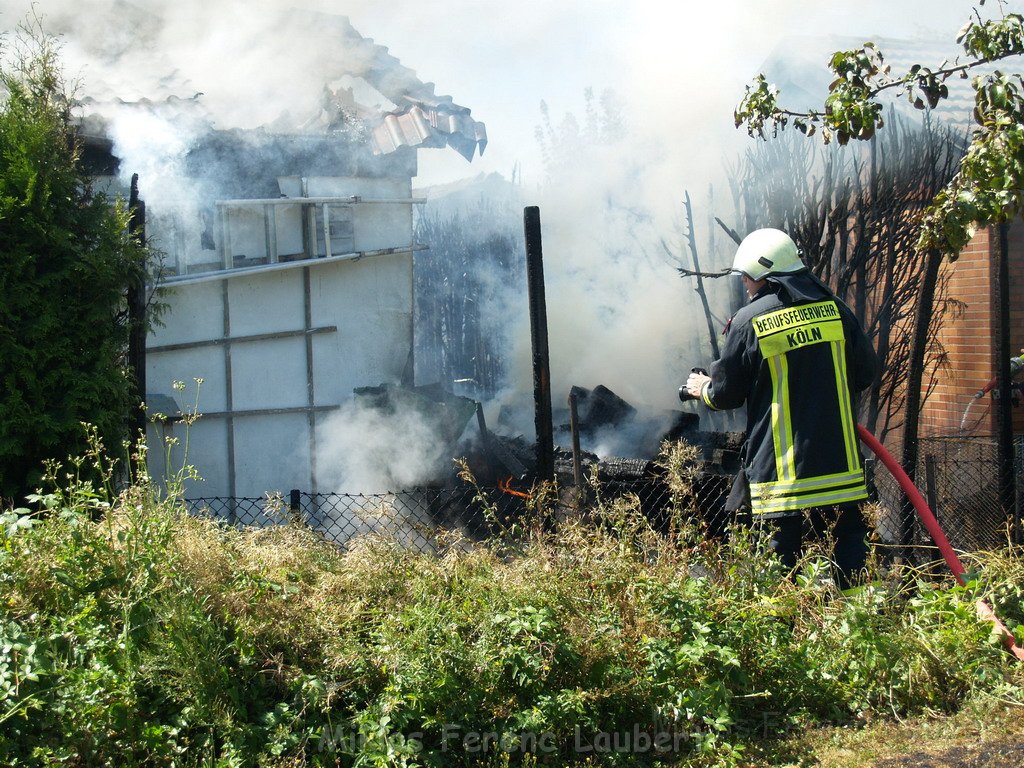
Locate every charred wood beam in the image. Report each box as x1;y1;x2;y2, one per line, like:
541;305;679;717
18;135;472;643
714;217;742;245
674;266;732;279
475;402;528;479
524;206;555;484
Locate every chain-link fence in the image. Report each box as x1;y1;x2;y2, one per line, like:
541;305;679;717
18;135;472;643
183;473;735;552
185;435;1021;556
186;487;514;550
871;435;1022;555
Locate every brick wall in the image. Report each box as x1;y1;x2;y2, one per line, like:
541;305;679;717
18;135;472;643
919;220;1024;436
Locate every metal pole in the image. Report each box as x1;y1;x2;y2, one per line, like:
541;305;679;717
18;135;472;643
995;223;1016;529
524;206;554;483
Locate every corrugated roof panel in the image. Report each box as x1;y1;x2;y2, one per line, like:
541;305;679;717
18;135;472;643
370;105;486;159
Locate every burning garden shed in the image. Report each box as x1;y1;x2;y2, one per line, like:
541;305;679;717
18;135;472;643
74;10;486;500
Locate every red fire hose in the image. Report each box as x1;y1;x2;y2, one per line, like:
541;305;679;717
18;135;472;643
856;424;1024;661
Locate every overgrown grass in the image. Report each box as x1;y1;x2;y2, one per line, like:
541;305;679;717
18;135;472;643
1;440;1022;767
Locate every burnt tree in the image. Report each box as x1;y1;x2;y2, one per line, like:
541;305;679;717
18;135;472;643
414;201;522;399
721;111;967;444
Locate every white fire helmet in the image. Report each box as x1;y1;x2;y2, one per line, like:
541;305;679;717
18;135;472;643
731;228;805;281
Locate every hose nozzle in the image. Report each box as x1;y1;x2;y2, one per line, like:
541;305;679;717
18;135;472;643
678;367;709;403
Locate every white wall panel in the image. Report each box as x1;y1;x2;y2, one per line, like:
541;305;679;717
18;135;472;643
147;347;228;414
150;280;224;345
146;417;231;498
231;337;308;411
232;413;310;497
228;268;305;336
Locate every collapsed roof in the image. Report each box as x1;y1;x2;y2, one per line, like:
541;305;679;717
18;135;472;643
71;6;486;162
286;11;488;161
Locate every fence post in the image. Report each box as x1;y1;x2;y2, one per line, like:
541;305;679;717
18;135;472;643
924;455;938;515
289;489;302;524
924;455;940;558
568;390;585;509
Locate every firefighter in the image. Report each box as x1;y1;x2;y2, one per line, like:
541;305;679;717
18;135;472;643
684;228;878;589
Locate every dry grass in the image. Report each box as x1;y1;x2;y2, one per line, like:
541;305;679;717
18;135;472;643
750;693;1024;767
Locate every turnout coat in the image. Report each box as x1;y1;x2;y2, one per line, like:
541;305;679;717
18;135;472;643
701;272;878;518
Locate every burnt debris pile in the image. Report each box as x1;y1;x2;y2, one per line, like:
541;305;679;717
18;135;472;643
433;383;744;539
343;382;744;540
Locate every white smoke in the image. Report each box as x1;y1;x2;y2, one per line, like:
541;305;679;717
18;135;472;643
315;398;457;493
468;110;728;448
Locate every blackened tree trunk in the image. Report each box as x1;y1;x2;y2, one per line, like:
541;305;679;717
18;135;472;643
995;223;1017;533
898;247;943;551
683;191;720;359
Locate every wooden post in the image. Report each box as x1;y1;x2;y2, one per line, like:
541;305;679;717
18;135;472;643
524;206;555;484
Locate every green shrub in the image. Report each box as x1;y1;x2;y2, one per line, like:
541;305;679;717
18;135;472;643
0;21;151;504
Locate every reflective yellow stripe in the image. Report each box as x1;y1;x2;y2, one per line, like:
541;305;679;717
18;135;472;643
779;355;795;480
750;469;866;495
758;316;845;358
750;471;869;514
829;339;860;472
752;485;869;515
701;381;720;410
767;355;795;482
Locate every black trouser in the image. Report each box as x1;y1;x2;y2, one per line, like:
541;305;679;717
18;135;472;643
757;504;870;590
